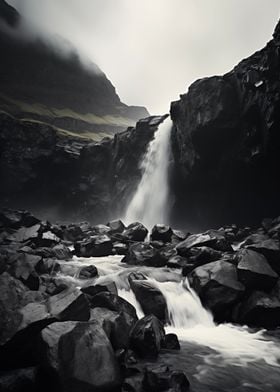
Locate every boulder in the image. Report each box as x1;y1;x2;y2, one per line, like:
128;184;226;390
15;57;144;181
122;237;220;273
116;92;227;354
113;242;128;255
38;321;121;391
46;287;90;321
129;315;165;359
0;272;28;344
123;222;148;242
81;282;118;297
176;234;216;256
191;260;245;321
35;258;60;275
235;290;280;328
162;333;180;350
158;244;178;264
52;244;73;260
78;265;98;280
123;242;165;267
244;238;280;273
8;224;41;243
142;365;170;391
0;209;40;229
92;224;111;235
90;307;135;350
151;224;173;243
88;292;138;322
236;249;278;291
187;246;223;266
129;275;168;323
167;255;189;269
63;224;83;242
40;231;61;247
75;235;113;257
107;219;126;234
9;253;41;290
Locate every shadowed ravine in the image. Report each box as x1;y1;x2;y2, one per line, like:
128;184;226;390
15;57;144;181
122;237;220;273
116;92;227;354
58;255;280;392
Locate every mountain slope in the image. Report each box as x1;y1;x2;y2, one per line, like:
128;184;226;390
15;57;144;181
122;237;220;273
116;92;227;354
0;0;149;140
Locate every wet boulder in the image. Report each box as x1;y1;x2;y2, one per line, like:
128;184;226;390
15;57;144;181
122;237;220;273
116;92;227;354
107;219;125;234
158;244;178;264
90;307;135;350
151;224;173;243
0;209;40;229
63;224;84;242
46;287;90;321
0;272;28;344
81;282;118;296
129;315;165;359
123;242;165;267
35;258;60;275
235;289;280;328
162;333;180;350
113;242;128;255
190;260;245;321
38;321;121;391
236;249;278;291
123;222;148;242
176;233;216;256
167;255;189;269
52;244;73;260
92;224;111;235
9;253;41;290
78;264;98;280
187;246;223;267
9;224;41;243
129;275;168;323
243;237;280;273
88;292;138;322
75;235;113;257
39;231;61;247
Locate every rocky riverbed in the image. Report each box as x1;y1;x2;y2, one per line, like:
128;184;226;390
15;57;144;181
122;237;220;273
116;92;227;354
1;208;280;391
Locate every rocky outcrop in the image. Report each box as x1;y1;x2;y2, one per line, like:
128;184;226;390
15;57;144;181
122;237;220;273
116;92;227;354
170;20;280;228
0;115;167;223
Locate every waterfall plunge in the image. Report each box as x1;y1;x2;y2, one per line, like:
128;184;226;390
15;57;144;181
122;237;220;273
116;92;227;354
124;117;172;229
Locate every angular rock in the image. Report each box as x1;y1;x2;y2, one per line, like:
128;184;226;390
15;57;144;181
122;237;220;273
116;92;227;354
176;234;216;256
9;224;41;243
158;244;178;264
236;249;278;291
130;279;168;323
236;290;280;328
75;235;113;257
191;260;245;321
81;282;118;297
113;242;128;255
38;321;121;391
47;287;90;321
151;224;173;243
107;219;126;234
167;255;189;269
89;292;138;322
78;265;98;280
40;231;61;247
244;238;280;273
9;253;41;290
129;315;165;359
0;209;40;229
123;222;148;242
162;333;180;350
52;244;73;260
90;307;135;350
129;276;167;323
123;242;165;267
92;224;111;235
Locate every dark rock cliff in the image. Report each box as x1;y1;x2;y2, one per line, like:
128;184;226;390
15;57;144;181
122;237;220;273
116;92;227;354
170;20;280;230
0;113;167;222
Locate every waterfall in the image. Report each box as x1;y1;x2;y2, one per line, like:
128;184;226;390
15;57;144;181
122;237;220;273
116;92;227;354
124;116;172;229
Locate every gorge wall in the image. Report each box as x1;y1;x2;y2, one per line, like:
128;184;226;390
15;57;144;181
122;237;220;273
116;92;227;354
170;20;280;229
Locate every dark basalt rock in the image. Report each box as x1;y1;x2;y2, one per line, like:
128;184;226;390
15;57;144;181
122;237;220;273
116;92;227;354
129;315;165;359
75;235;113;257
236;249;278;291
37;321;121;391
123;242;165;267
162;333;180;350
78;264;98;280
123;222;148;242
190;259;245;321
88;292;138;322
151;224;173;243
170;20;280;229
129;274;168;323
81;282;118;296
90;307;135;350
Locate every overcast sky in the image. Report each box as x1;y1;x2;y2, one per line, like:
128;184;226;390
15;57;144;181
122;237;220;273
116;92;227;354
8;0;280;114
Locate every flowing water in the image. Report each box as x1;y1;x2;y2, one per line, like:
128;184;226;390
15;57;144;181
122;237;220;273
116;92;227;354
57;256;280;391
124;117;172;229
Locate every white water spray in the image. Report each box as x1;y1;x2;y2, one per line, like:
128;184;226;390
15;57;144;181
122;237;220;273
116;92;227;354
124;117;172;229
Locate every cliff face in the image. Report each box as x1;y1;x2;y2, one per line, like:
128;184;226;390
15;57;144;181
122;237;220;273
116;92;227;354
0;0;149;140
0;112;166;222
170;20;280;229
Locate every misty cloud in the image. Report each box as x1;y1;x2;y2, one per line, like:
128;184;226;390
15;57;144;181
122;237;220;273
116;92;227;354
7;0;280;113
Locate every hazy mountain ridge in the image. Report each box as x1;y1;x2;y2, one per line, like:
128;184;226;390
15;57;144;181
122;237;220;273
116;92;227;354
0;0;149;139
